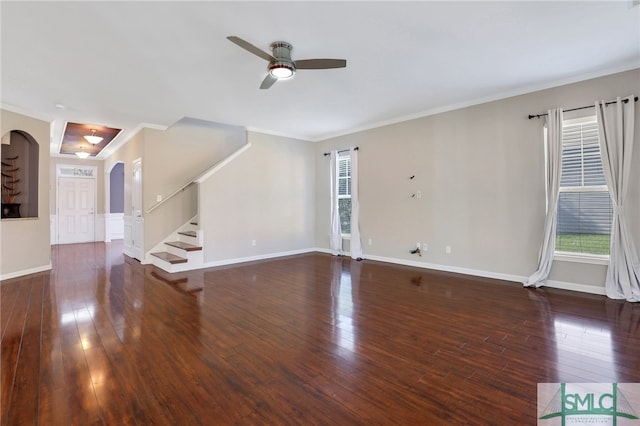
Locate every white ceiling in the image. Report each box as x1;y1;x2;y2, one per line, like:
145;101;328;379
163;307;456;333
2;1;639;157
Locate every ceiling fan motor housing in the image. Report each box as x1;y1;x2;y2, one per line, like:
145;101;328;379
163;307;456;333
269;41;296;78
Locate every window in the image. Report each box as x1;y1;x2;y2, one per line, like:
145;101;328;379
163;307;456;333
337;152;351;235
556;117;612;257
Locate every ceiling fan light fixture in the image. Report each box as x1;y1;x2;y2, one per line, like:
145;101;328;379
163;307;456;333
269;63;295;79
84;129;103;145
227;36;346;89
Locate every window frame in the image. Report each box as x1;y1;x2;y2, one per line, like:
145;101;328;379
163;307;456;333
554;115;610;265
337;152;352;237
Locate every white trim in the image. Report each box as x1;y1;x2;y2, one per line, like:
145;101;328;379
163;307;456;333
98;122;167;159
123;215;133;257
105;160;125;242
55;166;98;245
198;248;317;270
96;214;106;242
50;214;57;245
4;63;639;146
56;163;98;178
104;213;111;243
194;143;252;183
545;279;606;296
1;263;52;282
0;246;606;297
363;253;526;283
108;213;124;241
146;143;252;214
246;126;310;142
131;158;144;261
315;250;607;296
0;102;54;122
563;115;597;126
554;252;609;266
313;61;640;142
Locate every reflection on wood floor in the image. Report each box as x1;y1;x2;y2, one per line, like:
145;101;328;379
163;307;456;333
2;241;639;424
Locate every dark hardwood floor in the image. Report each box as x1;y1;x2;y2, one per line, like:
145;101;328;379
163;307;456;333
2;241;639;424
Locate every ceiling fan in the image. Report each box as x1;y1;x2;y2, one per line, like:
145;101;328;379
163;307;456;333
227;36;347;89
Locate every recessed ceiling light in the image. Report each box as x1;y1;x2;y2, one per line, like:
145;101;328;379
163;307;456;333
54;103;66;110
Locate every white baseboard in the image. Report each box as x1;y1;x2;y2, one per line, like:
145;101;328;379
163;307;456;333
96;214;106;242
1;263;52;282
314;249;606;296
360;253;527;282
123;216;133;257
0;241;605;296
544;279;606;296
50;214;57;245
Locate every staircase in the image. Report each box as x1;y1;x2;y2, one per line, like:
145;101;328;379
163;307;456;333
150;220;204;273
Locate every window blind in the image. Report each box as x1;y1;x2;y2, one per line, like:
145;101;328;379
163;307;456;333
556;119;612;256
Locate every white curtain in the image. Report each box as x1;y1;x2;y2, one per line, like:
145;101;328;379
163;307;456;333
524;108;563;288
350;148;363;260
596;95;640;302
329;151;343;255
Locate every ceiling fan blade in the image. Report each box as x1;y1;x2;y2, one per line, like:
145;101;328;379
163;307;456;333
295;59;347;69
260;74;278;90
227;36;275;62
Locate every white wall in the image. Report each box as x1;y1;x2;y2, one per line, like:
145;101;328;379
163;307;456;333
315;69;640;293
199;131;315;263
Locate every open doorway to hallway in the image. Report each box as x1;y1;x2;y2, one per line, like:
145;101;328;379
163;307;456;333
106;162;125;241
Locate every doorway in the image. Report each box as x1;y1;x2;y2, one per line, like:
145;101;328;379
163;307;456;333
106;162;125;241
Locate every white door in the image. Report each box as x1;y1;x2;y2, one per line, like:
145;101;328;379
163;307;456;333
58;177;96;244
131;159;144;261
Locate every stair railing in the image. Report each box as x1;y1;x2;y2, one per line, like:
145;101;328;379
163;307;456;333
145;143;252;214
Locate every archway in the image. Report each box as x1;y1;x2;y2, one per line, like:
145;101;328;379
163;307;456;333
1;130;39;218
105;161;125;241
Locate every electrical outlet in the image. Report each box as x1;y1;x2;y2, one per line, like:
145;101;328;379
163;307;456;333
156;194;162;202
368;238;373;246
416;190;422;199
417;242;421;249
422;243;428;252
445;246;452;254
251;239;256;246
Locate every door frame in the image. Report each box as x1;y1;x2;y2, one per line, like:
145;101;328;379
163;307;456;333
55;164;98;245
105;161;125;243
131;158;144;261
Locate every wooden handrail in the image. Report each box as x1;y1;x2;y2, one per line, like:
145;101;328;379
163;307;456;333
145;143;252;214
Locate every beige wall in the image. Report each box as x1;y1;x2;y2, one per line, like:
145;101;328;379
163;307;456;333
143;118;246;210
142;119;246;252
1;109;51;278
104;130;144;218
103;119;247;256
199;131;315;262
315;69;640;291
